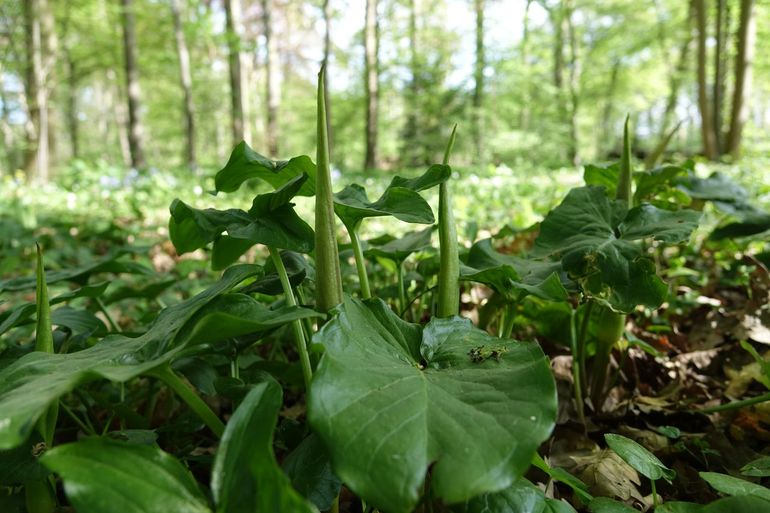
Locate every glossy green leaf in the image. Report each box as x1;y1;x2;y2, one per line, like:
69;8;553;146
170;176;314;256
700;472;770;501
710;211;770;240
460;238;569;302
451;478;577;513
584;163;619;197
51;306;107;336
655;502;703;513
308;297;557;513
634;165;687;203
364;226;434;263
104;279;175;305
334;183;435;228
211;377;316;513
214;141;316;196
0;249;153;292
0;265;259;449
182;293;323;346
741;456;770;477
0;434;50;485
534;186;700;312
389;164;451;191
238;251;312;295
588;497;638;513
675;172;749;204
531;453;593;504
283;434;342;511
41;438;211;513
605;434;675;482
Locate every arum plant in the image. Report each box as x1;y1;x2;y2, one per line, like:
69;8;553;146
168;174;318;389
26;245;57;513
531;117;701;412
605;433;675;508
315;66;344;313
437;125;459;317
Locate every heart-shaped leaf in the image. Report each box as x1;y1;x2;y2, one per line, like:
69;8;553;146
334;184;435;228
170;174;314;257
450;478;578;513
41;438;211;513
308;297;557;513
211;376;316;513
699;472;770;501
533;186;700;312
605;434;675;482
364;226;434;263
214;141;316;196
0;265;259;449
283;434;342;511
460;238;569;302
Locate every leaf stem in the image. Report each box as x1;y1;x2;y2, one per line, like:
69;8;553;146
577;300;593;395
348;221;372;298
96;297;120;332
437;125;459;318
651;478;658;508
698;391;770;413
570;308;586;427
397;261;407;317
151;365;224;437
269;247;313;390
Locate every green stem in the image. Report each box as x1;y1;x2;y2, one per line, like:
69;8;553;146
437;125;459;318
96;297;120;332
699;391;770;413
577;300;593;395
151;365;224;437
616;114;633;205
348;221;372;299
269;247;313;390
569;308;586;427
397;261;407;317
59;401;96;436
501;303;516;339
651;479;658;508
296;286;316;340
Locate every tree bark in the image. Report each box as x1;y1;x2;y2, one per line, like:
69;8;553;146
120;0;146;169
263;0;279;156
66;55;79;159
402;0;420;166
23;0;49;182
712;0;728;153
726;0;756;157
518;0;533;130
170;0;196;168
363;0;379;170
565;0;580;165
693;0;717;159
224;0;244;144
472;0;484;163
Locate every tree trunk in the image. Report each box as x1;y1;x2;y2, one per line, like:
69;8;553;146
170;0;196;168
363;0;379;170
565;0;580;165
599;60;620;155
263;0;279;156
23;0;49;182
518;0;533;130
658;36;690;139
66;55;79;159
403;0;420;166
726;0;756;157
472;0;484;164
224;0;244;144
321;0;333;156
712;0;728;153
120;0;146;169
693;0;717;159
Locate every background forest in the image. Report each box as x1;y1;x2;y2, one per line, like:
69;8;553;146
2;0;768;181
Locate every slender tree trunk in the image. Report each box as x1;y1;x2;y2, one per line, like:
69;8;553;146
120;0;146;168
693;0;717;159
363;0;379;170
170;0;196;168
727;0;756;157
66;55;79;159
659;36;690;139
519;0;533;130
472;0;485;164
403;0;420;166
263;0;279;156
224;0;244;144
599;60;620;155
321;0;333;155
712;0;728;153
565;0;580;165
23;0;49;182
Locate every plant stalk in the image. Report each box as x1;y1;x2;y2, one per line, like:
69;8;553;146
616;114;633;205
35;245;58;448
397;261;407;317
437;124;459;318
569;308;586;427
699;391;770;413
348;221;372;298
269;247;313;390
314;65;344;312
151;365;224;437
